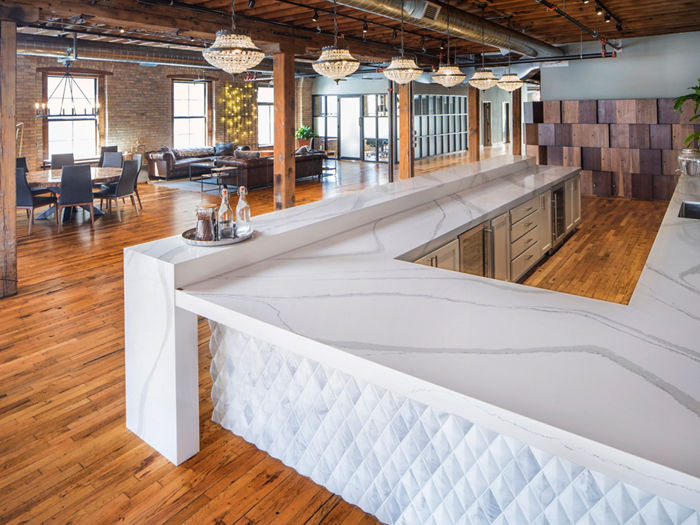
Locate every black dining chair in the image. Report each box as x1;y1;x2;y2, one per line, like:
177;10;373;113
16;168;58;235
101;151;123;168
94;160;140;222
98;145;118;167
132;153;143;210
51;153;75;170
56;165;95;233
18;157;52;196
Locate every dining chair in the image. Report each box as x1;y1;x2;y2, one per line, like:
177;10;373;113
93;160;140;222
101;151;123;168
132;153;143;210
18;157;53;195
16;168;58;235
56;165;95;233
98;145;118;167
51;153;75;170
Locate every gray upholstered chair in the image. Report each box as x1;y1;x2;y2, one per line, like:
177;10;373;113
56;165;95;232
101;151;123;168
16;168;58;235
93;160;140;222
51;153;75;170
98;145;118;167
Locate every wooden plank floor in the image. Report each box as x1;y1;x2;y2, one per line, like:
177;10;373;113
0;151;667;523
522;196;668;304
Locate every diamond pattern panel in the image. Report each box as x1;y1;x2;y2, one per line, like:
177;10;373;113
209;323;699;525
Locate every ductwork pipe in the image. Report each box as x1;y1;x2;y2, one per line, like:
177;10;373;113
330;0;563;58
16;34;316;74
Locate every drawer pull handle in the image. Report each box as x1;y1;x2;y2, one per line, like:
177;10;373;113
524;221;533;227
527;254;534;260
526;238;534;244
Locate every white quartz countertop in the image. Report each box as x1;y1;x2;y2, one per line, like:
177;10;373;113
128;156;700;509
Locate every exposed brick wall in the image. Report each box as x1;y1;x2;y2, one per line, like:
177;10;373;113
295;77;313;130
15;56;259;171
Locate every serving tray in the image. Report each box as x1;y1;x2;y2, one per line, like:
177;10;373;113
181;228;254;247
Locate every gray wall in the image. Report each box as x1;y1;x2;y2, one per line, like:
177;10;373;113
480;86;512;146
541;31;700;101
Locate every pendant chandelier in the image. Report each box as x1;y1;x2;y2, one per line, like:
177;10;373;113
312;0;359;81
383;0;422;85
203;0;264;75
497;28;523;92
468;6;498;91
35;62;99;118
432;12;465;88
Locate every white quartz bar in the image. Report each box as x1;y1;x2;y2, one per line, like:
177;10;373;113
125;156;700;511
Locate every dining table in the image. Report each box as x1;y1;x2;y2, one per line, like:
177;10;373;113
27;167;123;220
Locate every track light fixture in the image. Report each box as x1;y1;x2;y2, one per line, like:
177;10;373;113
604;13;611;22
312;8;318;22
362;19;368;33
595;3;603;15
248;0;255;7
616;23;623;31
440;40;445;50
392;27;397;39
582;0;589;3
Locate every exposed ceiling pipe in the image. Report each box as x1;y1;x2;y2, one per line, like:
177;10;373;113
15;34;316;74
329;0;563;58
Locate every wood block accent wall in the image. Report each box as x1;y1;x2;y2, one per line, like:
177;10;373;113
524;98;700;201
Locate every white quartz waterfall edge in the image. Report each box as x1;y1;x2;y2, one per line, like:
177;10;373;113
209;324;700;525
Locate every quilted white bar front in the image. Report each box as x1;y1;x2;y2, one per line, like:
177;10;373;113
209;323;699;525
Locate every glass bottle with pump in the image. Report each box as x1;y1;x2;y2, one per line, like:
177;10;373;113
217;188;235;240
236;186;252;236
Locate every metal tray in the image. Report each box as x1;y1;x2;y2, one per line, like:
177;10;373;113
181;228;254;247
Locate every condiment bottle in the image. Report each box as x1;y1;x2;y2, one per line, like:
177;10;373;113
217;188;234;239
236;186;252;236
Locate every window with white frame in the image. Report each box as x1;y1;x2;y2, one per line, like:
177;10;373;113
46;75;98;160
173;81;208;148
257;86;274;147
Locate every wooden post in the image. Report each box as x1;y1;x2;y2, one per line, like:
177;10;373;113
512;88;522;156
467;85;480;163
273;50;295;210
0;21;17;298
398;82;413;180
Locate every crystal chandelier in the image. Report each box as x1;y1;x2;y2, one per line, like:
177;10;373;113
468;6;498;90
202;0;264;74
383;0;422;85
497;73;523;92
432;12;465;88
312;0;359;81
496;29;523;92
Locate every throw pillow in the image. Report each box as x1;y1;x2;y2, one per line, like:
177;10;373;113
215;142;236;155
234;150;261;160
295;145;310;155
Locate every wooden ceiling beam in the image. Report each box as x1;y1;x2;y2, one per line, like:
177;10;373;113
0;0;408;61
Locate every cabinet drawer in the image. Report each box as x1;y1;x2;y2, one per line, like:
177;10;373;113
511;241;540;281
511;226;539;260
511;212;538;241
510;196;540;224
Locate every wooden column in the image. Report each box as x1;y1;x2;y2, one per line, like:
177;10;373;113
467;85;480;163
0;21;17;298
512;88;522;156
273;50;295;210
398;82;414;180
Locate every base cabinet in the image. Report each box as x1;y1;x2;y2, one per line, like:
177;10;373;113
413;174;579;283
415;239;459;272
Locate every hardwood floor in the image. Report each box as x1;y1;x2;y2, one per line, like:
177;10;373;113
523;196;668;304
0;152;666;523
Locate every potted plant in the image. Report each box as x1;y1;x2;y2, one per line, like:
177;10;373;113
674;78;700;176
295;125;316;148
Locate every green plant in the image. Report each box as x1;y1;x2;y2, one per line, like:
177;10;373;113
673;77;700;147
295;125;316;140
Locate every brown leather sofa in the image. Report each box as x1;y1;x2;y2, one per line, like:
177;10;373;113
146;143;236;180
215;151;326;189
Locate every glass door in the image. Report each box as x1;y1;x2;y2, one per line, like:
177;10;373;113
339;96;361;159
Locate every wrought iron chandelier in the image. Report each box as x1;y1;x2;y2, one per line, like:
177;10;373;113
497;27;523;92
468;6;498;91
202;0;264;75
383;0;422;85
312;0;360;81
432;12;465;88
